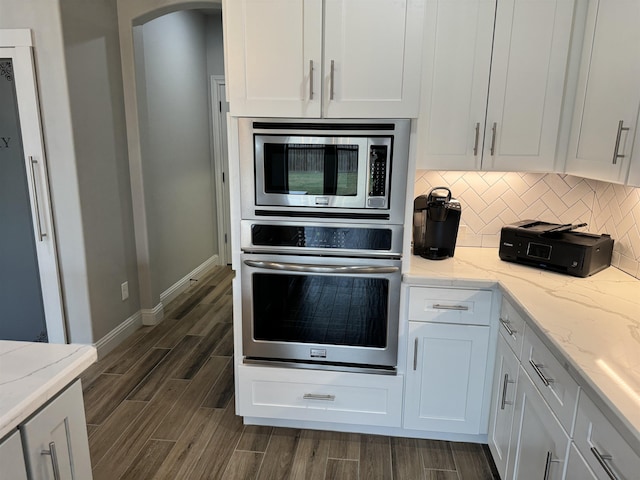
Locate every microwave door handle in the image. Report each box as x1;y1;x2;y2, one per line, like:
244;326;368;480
243;259;399;274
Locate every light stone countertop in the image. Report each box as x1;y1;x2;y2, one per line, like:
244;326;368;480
405;247;640;453
0;340;97;439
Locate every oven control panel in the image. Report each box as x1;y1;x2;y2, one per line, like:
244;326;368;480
251;224;392;251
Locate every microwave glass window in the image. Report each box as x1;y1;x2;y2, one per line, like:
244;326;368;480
252;273;388;348
263;143;359;196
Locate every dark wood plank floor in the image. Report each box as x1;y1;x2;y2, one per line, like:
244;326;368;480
81;265;499;480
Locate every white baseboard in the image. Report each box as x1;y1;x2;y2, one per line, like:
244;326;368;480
141;303;164;326
160;255;219;306
94;311;143;360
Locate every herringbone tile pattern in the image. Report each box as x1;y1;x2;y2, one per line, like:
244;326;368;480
414;171;640;279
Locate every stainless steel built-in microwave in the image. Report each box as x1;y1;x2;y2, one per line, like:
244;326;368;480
238;119;410;223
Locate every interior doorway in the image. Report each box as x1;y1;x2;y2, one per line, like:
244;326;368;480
0;35;66;343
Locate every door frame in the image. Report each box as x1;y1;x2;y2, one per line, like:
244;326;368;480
210;75;231;265
0;30;66;342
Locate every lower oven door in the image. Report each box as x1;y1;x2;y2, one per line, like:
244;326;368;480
241;253;401;370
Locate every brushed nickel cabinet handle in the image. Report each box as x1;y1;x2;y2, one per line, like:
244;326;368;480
542;451;562;480
591;447;619;480
473;122;480;156
499;318;516;337
612;120;630;165
500;373;515;410
41;441;61;480
490;122;497;156
309;60;314;100
432;304;469;311
529;359;553;387
413;337;418;371
29;156;47;241
330;60;335;100
303;393;335;401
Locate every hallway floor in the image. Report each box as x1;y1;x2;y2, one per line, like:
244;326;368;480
80;265;499;479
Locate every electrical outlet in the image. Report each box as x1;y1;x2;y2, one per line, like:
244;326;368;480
121;281;129;301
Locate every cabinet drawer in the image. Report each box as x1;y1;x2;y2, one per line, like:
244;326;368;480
522;330;580;434
574;394;640;480
499;298;527;359
237;365;403;427
408;287;493;325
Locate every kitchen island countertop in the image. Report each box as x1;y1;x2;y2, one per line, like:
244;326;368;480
405;247;640;453
0;340;97;439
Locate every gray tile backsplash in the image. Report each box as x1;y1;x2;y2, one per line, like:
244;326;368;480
414;171;640;279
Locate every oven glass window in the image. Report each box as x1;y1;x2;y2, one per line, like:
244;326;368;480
263;143;359;196
252;273;388;347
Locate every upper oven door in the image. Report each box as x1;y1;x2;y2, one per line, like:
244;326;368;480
254;134;373;209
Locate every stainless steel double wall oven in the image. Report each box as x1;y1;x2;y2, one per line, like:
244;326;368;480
239;119;410;372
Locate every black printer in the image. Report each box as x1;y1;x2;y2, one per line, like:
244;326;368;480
499;220;614;277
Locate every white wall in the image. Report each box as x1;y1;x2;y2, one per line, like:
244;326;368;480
206;12;225;77
135;10;217;300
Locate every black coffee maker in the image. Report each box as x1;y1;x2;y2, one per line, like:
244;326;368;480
413;187;462;260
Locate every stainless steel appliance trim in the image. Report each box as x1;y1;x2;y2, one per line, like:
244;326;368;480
243;259;399;274
243;357;397;375
612;120;630;165
238;118;410;225
241;253;401;369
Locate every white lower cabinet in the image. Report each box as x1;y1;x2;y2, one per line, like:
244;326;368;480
237;364;404;427
565;444;598;480
506;366;570;480
20;379;92;480
488;334;520;478
0;430;29;480
403;315;492;434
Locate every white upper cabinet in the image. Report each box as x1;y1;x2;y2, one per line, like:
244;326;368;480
224;0;425;118
565;0;640;184
417;0;575;172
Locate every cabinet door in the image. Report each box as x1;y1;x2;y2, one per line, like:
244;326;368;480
224;0;323;117
404;322;490;434
488;335;520;479
20;380;92;480
322;0;425;118
506;367;570;480
485;0;575;172
416;0;495;170
565;444;598;480
0;430;28;480
565;0;640;183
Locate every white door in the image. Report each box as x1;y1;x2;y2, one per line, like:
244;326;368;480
404;321;490;434
211;76;232;265
488;335;520;479
322;0;425;118
484;0;575;172
565;0;640;183
416;0;495;170
507;367;570;480
0;34;65;343
224;0;323;117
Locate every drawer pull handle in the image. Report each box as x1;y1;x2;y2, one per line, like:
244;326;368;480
529;360;553;387
612;120;629;165
303;393;335;401
41;441;62;480
542;451;562;480
499;318;517;337
591;447;619;480
413;337;419;371
500;373;515;410
432;304;469;311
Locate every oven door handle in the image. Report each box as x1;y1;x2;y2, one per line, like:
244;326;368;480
243;259;399;274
